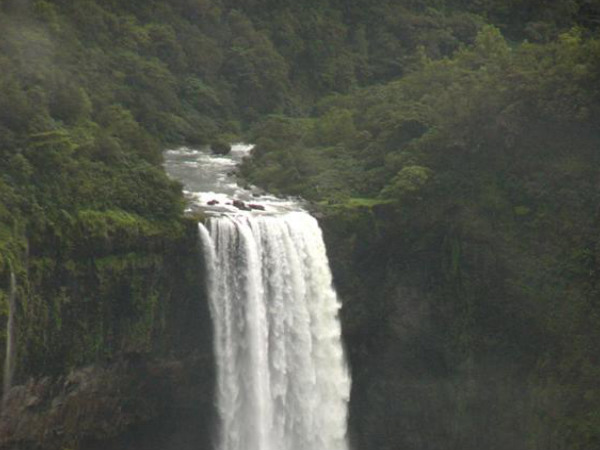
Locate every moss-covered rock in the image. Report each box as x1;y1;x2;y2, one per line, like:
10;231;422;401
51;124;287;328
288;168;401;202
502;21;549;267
0;213;214;450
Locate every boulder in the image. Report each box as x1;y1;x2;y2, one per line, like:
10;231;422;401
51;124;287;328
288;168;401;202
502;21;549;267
248;204;265;211
232;200;251;211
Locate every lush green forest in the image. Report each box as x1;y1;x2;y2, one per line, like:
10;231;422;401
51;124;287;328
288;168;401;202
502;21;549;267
0;0;600;449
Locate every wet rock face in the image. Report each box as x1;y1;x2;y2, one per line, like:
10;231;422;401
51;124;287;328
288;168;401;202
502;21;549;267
232;199;251;211
0;354;214;450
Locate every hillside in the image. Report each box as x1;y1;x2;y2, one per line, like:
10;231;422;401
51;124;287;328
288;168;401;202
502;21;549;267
0;1;599;449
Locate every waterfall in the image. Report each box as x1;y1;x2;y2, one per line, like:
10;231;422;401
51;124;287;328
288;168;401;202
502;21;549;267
164;145;351;450
199;211;350;450
3;271;16;406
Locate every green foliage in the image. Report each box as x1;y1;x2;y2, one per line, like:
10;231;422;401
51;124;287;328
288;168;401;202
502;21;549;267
244;23;600;450
6;211;202;377
314;108;356;146
0;1;599;448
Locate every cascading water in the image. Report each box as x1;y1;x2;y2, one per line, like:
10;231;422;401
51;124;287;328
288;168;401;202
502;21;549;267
199;213;350;450
2;271;16;407
164;145;350;450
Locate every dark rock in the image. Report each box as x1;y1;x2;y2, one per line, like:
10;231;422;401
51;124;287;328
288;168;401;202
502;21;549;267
207;200;220;206
232;200;251;211
0;355;213;450
248;204;265;211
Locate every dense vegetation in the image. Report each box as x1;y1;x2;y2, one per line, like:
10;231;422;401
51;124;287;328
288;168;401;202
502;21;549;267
239;4;600;450
0;0;600;449
242;22;600;450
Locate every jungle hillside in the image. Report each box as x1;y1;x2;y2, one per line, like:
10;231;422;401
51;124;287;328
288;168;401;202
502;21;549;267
1;0;600;449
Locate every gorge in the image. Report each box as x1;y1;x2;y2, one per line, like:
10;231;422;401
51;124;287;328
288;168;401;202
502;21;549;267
0;1;599;449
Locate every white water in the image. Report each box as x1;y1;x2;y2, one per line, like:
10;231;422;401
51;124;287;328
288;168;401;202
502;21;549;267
2;271;16;406
199;213;350;450
164;145;350;450
163;144;300;214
